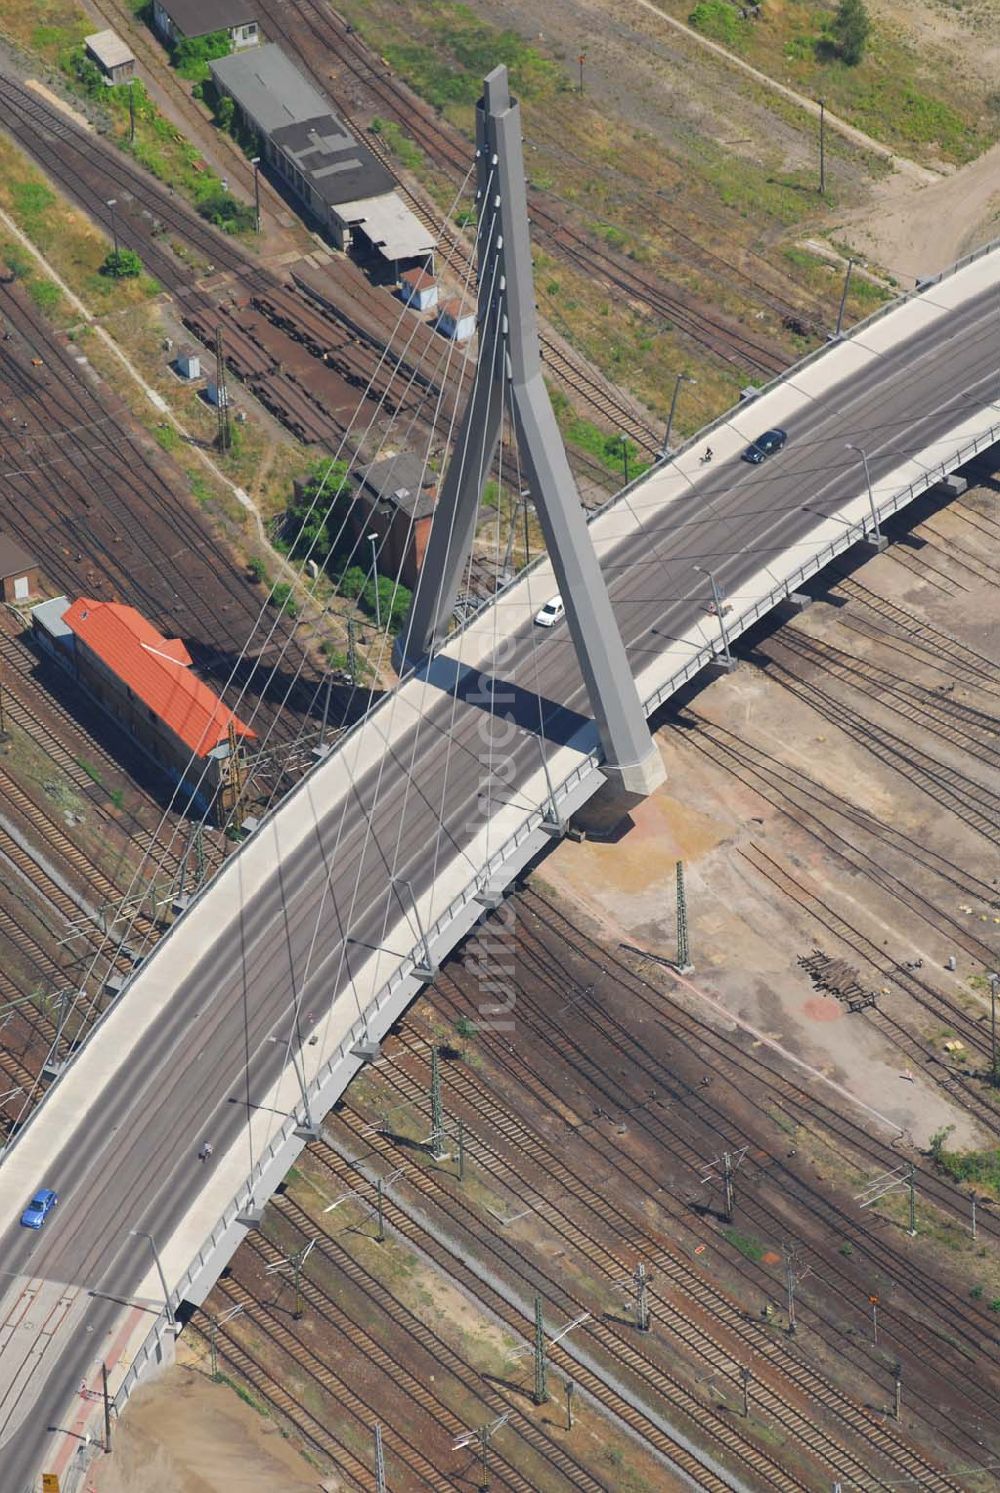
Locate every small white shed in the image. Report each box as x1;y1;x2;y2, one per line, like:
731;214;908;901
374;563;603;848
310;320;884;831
436;297;475;343
399;267;438;313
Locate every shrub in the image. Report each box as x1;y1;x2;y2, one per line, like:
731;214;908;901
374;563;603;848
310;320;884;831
688;0;742;48
101;247;144;278
3;245;35;281
247;555;268;583
172;30;231;83
832;0;871;66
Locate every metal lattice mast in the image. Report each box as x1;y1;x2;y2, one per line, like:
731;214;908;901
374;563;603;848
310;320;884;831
675;860;693;973
398;67;664;807
374;1423;386;1493
635;1261;650;1332
430;1045;446;1160
533;1294;548;1404
214;325;231;452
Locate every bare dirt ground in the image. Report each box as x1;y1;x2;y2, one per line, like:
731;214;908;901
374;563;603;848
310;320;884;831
839;140;1000;283
86;1363;321;1493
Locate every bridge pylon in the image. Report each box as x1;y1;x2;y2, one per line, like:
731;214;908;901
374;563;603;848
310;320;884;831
396;65;664;811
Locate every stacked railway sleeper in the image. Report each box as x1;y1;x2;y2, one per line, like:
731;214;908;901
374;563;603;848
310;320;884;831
349;890;995;1480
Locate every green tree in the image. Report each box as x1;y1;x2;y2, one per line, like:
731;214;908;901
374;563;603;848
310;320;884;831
101;247;144;279
832;0;870;65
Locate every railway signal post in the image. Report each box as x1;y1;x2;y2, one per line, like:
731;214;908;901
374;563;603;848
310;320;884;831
533;1295;549;1405
675;860;693;973
374;1423;386;1493
634;1261;650;1332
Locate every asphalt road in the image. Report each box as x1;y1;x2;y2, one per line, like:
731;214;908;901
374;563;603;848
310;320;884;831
0;183;997;1493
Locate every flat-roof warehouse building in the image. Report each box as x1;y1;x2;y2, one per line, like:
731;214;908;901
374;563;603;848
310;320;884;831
209;44;434;271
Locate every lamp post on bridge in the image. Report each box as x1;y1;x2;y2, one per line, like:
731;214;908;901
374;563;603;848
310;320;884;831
693;564;733;666
845;442;884;547
661;372;695;458
129;1228;175;1328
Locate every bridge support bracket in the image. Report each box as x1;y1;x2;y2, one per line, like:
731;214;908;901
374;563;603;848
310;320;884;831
294;1122;320;1140
776;591;813;619
859;533;889;553
705;655;738;677
935;474;967;497
172;894;191;916
413;962;439;983
475;880;506;909
237;1204;264;1228
351;1038;381;1062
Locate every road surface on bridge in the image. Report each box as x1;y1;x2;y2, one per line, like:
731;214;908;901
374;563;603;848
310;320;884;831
1;266;998;1488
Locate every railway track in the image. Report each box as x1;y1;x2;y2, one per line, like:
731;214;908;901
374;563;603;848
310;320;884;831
306;1140;747;1493
362;1040;961;1491
250;0;668;454
247;1215;598;1493
191;1301;373;1486
213;1275;457;1492
832;577;1000;695
496;896;1000;1453
265;0;790;381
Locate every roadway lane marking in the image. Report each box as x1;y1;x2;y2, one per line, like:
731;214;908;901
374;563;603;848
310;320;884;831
0;1276;88;1450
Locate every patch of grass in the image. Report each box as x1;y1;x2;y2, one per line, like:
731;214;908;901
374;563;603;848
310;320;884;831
688;0;745;49
154;423;181;453
723;1228;766;1261
344;0;566;131
370;116;424;171
929;1127;1000;1199
26;277;63;313
550;386;649;480
75;757;104;786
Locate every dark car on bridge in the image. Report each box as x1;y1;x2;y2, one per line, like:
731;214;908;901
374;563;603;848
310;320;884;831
20;1188;58;1229
742;428;788;464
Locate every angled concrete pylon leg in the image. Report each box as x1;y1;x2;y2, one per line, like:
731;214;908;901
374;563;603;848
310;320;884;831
399;65;664;814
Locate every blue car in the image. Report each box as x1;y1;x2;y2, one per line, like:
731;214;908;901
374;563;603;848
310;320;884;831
20;1188;58;1229
742;427;788;464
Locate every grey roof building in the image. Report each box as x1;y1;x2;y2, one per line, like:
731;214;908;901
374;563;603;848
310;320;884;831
210;45;433;263
152;0;259;45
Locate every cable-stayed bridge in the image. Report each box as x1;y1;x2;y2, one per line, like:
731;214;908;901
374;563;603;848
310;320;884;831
1;63;999;1493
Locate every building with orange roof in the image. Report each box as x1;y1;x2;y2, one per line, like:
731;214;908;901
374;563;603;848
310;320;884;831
32;596;255;819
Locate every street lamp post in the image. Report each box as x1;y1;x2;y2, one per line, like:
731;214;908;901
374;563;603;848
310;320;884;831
129;1228;175;1328
367;532;381;631
845;443;882;543
107;199;119;260
661;372;695;457
250;156;262;234
833;258;855;339
694;564;732;664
